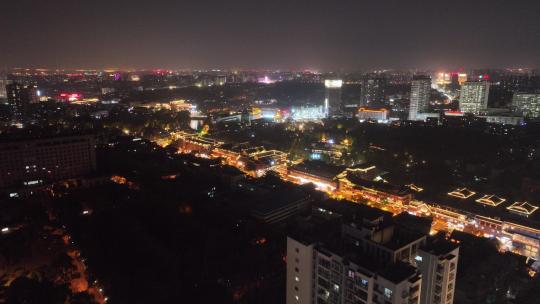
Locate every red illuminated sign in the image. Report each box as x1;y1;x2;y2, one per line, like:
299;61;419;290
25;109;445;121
58;93;82;101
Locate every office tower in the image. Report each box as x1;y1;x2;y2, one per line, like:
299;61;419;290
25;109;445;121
6;83;39;104
512;92;540;118
435;73;451;86
215;75;227;86
287;203;459;304
6;83;39;119
25;85;39;103
417;238;459;304
6;82;24;118
457;73;467;85
361;76;387;106
409;76;431;120
459;81;490;114
324;79;343;117
6;83;22;104
0;134;96;189
500;73;529;92
529;76;540;91
447;73;460;91
0;74;8;100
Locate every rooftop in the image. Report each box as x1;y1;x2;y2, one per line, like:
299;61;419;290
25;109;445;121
338;165;388;183
507;202;539;216
324;234;419;284
314;199;392;223
0;132;95;145
417;187;540;230
289;160;346;180
251;188;311;216
345;176;410;197
475;194;506;207
420;236;459;256
448;187;476;199
377;262;419;284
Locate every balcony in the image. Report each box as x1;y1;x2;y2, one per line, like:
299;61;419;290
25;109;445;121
409;285;420;295
409;297;419;304
402;290;409;299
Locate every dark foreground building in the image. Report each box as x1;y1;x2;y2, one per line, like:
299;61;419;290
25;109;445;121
0;134;96;190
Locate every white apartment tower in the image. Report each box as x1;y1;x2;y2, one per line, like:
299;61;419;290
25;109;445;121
287;205;459;304
409;76;431;121
417;241;459;304
459;81;490;114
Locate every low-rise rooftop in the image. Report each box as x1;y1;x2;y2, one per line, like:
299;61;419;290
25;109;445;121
289;160;346;180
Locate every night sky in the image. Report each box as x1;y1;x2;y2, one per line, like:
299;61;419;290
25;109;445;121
2;0;540;70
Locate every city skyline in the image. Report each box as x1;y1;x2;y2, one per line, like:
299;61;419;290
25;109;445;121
2;0;540;70
2;2;540;304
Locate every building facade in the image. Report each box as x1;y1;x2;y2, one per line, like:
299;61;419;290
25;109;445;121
417;240;459;304
0;74;8;100
357;108;388;122
512;92;540;118
0;134;96;189
325;79;343;117
287;206;459;304
459;81;490;114
361;76;387;106
409;76;431;121
6;82;40;119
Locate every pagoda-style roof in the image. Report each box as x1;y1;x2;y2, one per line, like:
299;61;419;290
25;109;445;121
448;188;476;199
507;202;539;217
475;194;506;207
406;184;424;193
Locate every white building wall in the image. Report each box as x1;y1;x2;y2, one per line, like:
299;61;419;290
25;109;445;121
460;82;490;114
409;78;431;121
417;247;459;304
287;237;315;304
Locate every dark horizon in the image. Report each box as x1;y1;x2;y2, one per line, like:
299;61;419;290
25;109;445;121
2;0;540;71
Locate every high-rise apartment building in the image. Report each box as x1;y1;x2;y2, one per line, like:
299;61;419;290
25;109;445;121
0;74;8;100
286;203;459;304
6;82;40;118
459;81;490;114
512;92;540;118
324;79;343;117
417;239;459;304
409;76;431;121
361;76;387;106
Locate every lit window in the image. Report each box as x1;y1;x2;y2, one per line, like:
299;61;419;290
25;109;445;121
384;288;393;299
